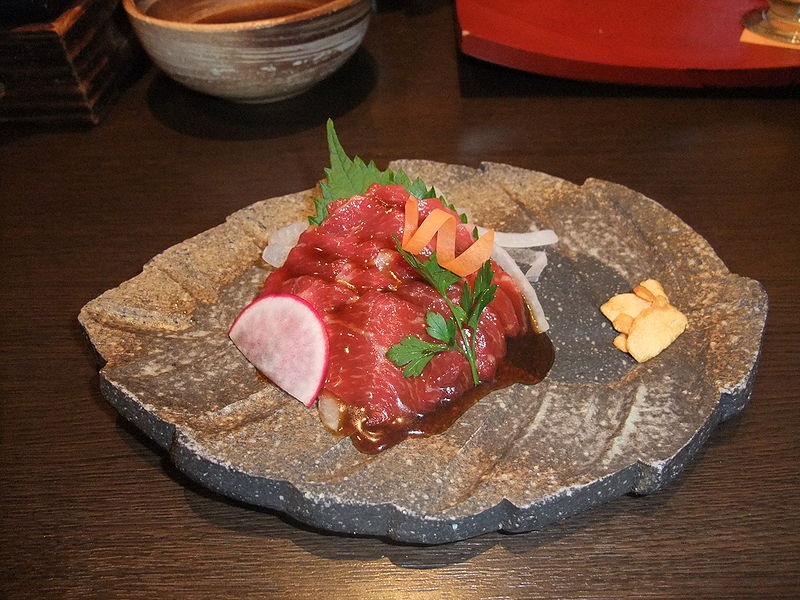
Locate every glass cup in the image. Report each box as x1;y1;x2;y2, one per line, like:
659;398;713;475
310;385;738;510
743;0;800;44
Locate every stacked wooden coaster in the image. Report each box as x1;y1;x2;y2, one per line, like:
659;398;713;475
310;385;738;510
0;0;143;125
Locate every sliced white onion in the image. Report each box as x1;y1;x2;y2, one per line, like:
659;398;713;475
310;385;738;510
475;226;558;248
491;244;550;333
525;251;548;282
262;220;308;267
317;392;343;433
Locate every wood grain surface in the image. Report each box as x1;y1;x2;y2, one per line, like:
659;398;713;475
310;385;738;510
1;1;798;598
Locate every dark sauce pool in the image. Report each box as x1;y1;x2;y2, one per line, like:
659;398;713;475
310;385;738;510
336;327;555;454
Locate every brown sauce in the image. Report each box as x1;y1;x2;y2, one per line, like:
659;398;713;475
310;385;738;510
338;328;555;454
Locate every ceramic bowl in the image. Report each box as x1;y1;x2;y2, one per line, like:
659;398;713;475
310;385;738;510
123;0;372;103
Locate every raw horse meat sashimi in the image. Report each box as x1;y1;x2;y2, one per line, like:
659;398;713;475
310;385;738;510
254;183;545;452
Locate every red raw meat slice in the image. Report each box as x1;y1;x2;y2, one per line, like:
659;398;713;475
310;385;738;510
262;274;357;315
481;274;525;337
324;290;471;423
261;183;529;435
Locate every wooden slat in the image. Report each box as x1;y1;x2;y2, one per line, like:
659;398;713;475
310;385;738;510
0;0;141;124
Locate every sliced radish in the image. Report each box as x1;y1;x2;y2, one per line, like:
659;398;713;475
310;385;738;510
229;293;329;407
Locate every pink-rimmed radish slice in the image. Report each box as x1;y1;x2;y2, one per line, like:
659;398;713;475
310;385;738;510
229;293;329;407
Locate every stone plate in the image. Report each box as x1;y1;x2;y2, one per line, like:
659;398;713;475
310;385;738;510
79;161;767;544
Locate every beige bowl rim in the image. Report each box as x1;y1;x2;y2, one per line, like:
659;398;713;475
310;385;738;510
123;0;369;32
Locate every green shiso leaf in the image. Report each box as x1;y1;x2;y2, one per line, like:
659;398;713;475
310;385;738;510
309;119;439;225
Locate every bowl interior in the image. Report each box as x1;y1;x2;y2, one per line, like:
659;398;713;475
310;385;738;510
129;0;350;26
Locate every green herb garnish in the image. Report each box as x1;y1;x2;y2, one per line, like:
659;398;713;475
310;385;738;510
389;243;498;385
309;120;467;225
386;313;453;378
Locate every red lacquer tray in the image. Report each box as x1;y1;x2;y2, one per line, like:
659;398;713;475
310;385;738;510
456;0;800;87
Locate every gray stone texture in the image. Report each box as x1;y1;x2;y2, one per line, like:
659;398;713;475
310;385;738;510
79;163;767;543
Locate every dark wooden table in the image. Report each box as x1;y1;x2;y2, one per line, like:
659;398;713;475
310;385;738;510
2;2;798;598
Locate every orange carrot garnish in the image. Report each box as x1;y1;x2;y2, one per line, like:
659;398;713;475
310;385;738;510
401;198;494;277
440;229;494;277
403;208;454;254
402;196;419;248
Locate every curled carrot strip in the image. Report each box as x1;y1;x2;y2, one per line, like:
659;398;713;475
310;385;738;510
441;229;494;277
401;197;494;277
403;209;454;255
434;213;457;264
402;196;419;248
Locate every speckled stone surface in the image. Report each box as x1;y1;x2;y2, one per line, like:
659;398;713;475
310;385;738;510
79;162;767;544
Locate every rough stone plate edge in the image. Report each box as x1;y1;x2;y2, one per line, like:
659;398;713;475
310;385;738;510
163;332;763;545
81;165;768;545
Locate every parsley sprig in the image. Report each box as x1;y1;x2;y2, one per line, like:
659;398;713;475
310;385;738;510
386;245;498;384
